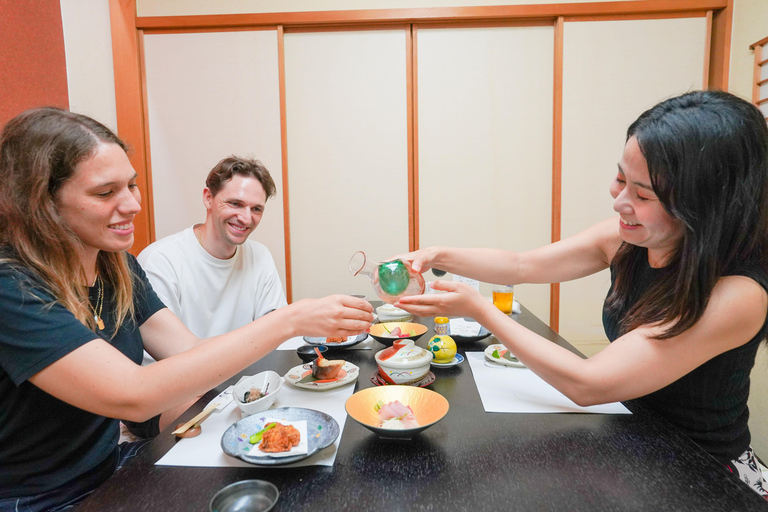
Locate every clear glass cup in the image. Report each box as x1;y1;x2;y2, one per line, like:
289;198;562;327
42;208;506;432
349;251;425;304
492;284;514;315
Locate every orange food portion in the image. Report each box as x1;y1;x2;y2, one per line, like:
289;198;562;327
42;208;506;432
325;336;347;343
259;423;301;453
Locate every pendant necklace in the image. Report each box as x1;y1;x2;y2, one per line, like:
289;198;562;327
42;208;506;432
92;275;105;330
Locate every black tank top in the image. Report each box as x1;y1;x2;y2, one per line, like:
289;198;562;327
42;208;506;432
602;255;767;462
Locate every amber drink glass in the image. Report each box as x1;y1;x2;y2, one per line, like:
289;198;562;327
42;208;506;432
492;284;514;315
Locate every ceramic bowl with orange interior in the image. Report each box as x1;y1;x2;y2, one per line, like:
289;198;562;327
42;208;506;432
374;339;433;385
369;322;428;347
345;385;449;439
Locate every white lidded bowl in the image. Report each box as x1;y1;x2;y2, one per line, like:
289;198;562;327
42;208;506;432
233;371;283;416
374;339;432;385
375;304;413;323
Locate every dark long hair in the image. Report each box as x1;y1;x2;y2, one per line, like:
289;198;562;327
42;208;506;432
0;107;136;330
605;91;768;339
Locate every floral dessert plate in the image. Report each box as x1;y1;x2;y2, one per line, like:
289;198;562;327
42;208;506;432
484;344;525;368
284;362;359;390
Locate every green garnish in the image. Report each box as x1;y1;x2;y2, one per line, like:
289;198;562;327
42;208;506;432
492;349;500;358
249;422;277;444
373;400;385;412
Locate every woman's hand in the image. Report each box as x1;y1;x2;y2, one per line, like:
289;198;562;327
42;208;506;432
391;247;442;275
395;280;488;319
289;294;374;338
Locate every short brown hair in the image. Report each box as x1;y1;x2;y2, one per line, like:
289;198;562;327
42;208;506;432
205;156;276;200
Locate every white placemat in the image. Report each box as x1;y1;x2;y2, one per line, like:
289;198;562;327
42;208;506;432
155;379;356;467
466;351;630;414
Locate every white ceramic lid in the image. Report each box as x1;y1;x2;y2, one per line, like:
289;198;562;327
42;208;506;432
374;339;432;369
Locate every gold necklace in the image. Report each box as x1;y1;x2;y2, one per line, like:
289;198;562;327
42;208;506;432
92;275;105;330
195;225;204;247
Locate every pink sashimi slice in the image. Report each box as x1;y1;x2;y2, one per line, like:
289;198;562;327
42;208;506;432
377;400;419;428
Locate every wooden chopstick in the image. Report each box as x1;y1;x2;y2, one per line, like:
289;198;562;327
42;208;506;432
171;403;218;436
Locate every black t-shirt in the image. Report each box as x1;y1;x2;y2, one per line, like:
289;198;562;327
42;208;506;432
0;253;165;497
602;255;768;463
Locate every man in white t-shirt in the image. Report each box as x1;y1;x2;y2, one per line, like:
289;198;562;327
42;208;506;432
128;156;287;437
138;156;286;341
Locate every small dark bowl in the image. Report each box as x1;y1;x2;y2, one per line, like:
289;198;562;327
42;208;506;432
209;479;279;512
296;344;327;362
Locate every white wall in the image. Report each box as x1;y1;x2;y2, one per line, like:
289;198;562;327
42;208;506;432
729;0;768;101
59;0;118;132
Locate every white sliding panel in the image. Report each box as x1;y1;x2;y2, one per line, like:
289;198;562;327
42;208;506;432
560;17;707;345
417;25;555;323
143;30;286;285
284;29;409;300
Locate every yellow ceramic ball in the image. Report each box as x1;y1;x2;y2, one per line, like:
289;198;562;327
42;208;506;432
427;335;457;363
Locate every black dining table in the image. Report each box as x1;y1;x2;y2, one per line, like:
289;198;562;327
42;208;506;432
76;304;767;511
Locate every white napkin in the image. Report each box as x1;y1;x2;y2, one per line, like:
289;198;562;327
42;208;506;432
449;318;482;336
466;352;630;414
239;419;308;458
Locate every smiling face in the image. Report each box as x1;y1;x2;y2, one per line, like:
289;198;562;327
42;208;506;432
203;175;267;258
610;136;685;267
55;142;141;271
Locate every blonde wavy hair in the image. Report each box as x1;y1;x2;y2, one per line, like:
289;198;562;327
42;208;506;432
0;108;135;331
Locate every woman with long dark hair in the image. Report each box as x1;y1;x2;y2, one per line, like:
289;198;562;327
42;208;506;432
396;90;768;498
0;107;373;511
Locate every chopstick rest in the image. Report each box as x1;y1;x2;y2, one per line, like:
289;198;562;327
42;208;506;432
172;387;233;437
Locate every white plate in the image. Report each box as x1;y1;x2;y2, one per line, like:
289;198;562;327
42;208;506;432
430;354;464;368
484;344;525;368
284;362;360;390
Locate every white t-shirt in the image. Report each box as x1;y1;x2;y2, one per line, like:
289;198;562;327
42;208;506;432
137;227;287;361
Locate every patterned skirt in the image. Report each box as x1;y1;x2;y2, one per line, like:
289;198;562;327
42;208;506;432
724;445;768;500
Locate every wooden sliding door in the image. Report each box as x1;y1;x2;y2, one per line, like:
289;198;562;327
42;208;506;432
416;23;555;324
559;16;708;344
283;28;409;300
142;29;287;285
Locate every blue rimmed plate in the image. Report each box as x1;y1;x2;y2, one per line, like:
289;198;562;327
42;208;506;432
221;407;339;465
430;354;464;368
